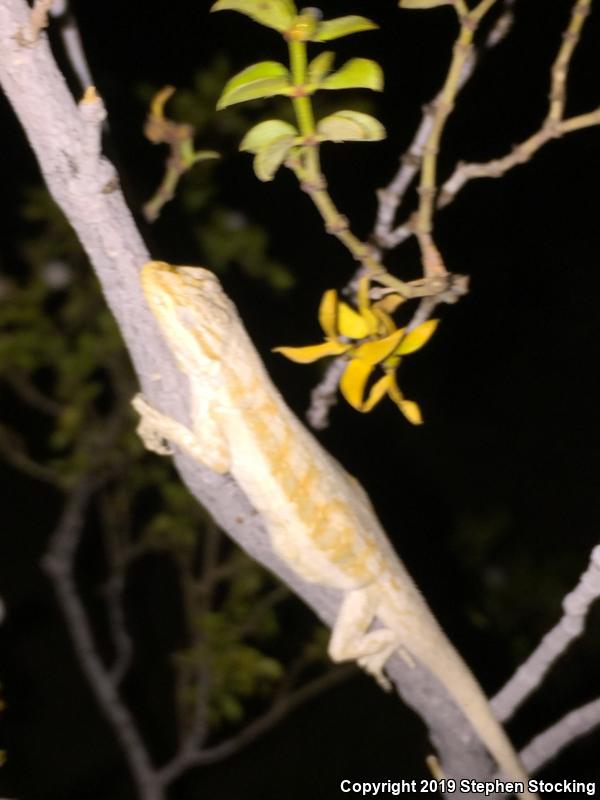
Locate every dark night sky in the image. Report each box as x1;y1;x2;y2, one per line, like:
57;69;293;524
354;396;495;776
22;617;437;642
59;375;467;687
1;1;600;798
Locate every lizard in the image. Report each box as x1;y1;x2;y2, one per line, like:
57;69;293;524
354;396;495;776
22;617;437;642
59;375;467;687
132;260;537;800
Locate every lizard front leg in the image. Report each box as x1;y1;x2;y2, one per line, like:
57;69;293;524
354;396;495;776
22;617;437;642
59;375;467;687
329;585;401;691
132;393;230;474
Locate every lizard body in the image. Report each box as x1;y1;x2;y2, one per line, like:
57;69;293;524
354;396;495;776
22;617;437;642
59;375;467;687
133;261;535;799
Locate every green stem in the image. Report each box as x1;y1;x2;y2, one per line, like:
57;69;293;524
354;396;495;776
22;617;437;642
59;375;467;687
284;29;451;301
288;39;314;136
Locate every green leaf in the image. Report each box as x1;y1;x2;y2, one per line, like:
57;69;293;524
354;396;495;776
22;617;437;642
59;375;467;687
317;110;386;142
399;0;454;8
221;61;289;95
211;0;296;32
240;120;298;153
307;51;335;85
217;76;290;108
320;58;383;92
217;62;290;109
253;134;295;181
311;15;378;42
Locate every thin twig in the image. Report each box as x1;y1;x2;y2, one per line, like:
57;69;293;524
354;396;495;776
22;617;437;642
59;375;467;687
174;549;211;751
305;357;347;430
546;0;592;124
17;0;54;44
104;572;133;686
439;0;594;208
521;697;600;776
56;4;95;93
158;664;355;780
491;544;600;723
172;519;225;752
305;1;514;430
5;371;63;416
375;0;515;249
42;479;164;800
439;108;600;206
99;489;135;686
0;420;65;487
413;0;499;240
239;584;290;637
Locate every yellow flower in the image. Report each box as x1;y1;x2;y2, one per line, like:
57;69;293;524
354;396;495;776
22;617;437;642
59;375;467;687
274;279;438;423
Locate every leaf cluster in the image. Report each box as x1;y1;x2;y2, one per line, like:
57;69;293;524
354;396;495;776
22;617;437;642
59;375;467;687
212;0;385;182
138;60;295;289
0;189;130;480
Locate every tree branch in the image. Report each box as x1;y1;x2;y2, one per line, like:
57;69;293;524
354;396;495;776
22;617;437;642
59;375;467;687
375;0;516;250
307;0;515;432
439;0;595;208
522;697;600;776
492;545;600;723
41;479;164;800
158;664;356;782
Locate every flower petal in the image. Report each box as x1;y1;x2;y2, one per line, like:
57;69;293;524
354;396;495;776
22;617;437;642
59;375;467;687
273;340;347;363
387;374;423;424
340;358;373;410
362;374;391;412
398;399;423;425
337;301;370;339
353;328;405;366
396;319;439;355
318;289;339;338
371;306;396;335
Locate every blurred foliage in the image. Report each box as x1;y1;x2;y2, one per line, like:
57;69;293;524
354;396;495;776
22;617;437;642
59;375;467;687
0;188;130;483
138;57;296;289
0;125;329;760
142;85;221;223
138;56;377;290
451;509;575;660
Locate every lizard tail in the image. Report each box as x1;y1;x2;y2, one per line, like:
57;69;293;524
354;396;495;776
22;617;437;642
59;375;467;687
400;621;538;800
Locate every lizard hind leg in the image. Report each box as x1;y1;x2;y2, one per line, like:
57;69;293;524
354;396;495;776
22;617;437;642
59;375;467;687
329;586;400;691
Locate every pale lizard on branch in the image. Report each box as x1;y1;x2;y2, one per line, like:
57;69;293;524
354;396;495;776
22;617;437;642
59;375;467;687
132;261;536;800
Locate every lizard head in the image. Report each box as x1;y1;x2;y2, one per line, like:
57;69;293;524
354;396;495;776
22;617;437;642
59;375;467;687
141;261;233;376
